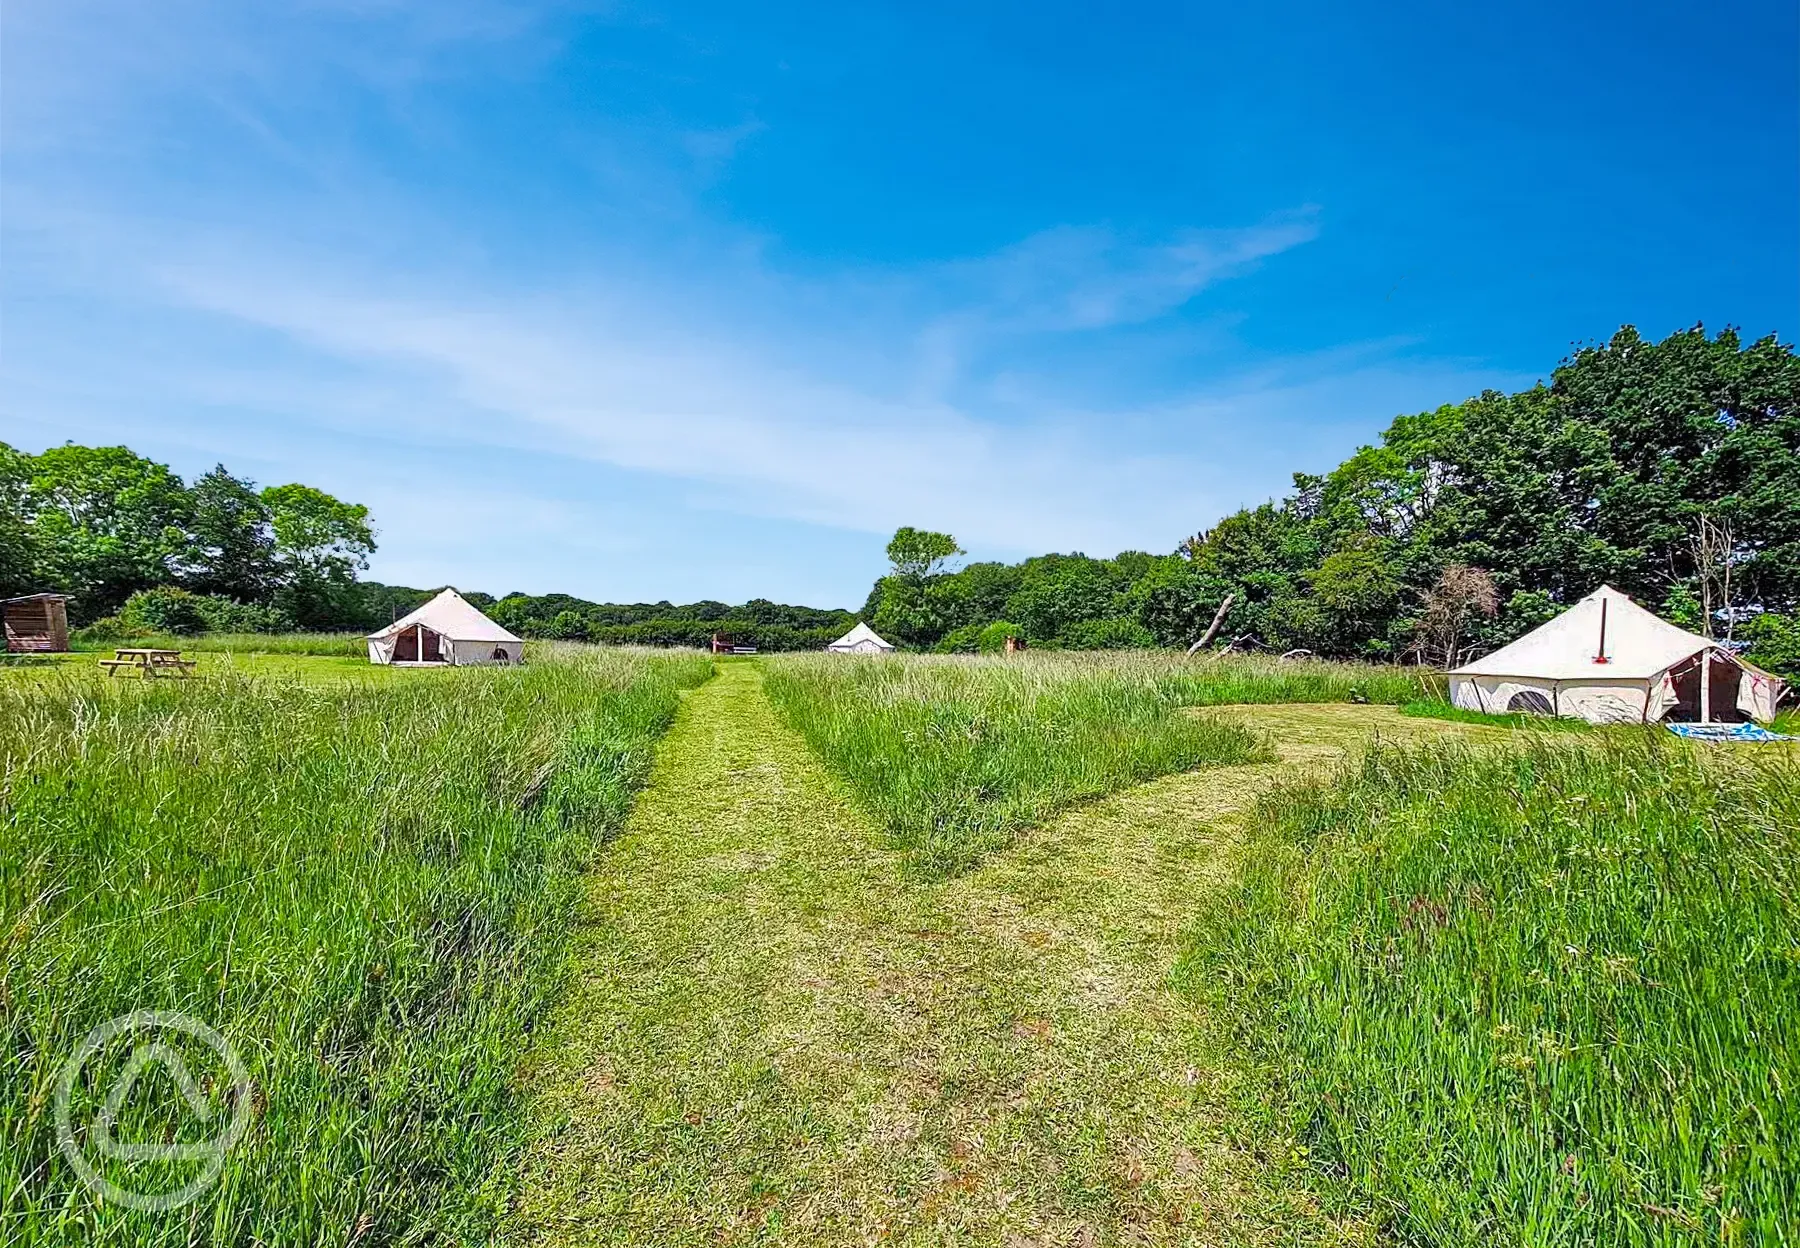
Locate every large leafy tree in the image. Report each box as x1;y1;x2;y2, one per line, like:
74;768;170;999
17;444;192;619
183;465;278;601
1001;554;1125;644
0;443;38;600
1123;557;1230;647
262;484;376;630
1555;325;1800;614
885;527;964;580
1307;534;1404;655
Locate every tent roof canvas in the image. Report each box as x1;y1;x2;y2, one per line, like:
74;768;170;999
1451;585;1729;681
368;588;521;644
828;621;893;650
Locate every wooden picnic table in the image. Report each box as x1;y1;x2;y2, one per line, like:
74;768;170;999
99;647;198;678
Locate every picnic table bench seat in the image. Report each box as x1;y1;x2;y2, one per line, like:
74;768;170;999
99;649;198;677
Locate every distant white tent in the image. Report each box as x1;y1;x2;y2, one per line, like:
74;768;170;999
367;588;524;667
1449;585;1784;724
826;621;895;654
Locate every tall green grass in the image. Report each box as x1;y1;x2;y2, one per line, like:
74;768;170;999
764;653;1272;874
1181;738;1800;1245
1;649;710;1242
1144;651;1440;706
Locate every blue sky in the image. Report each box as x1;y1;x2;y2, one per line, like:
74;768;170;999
4;1;1794;608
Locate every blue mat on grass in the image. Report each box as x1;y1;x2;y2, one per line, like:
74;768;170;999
1666;722;1799;743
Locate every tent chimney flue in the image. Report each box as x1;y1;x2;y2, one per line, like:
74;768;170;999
1594;597;1610;664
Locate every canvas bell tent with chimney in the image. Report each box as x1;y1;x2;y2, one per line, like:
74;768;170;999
826;621;896;653
1449;585;1785;725
367;588;523;666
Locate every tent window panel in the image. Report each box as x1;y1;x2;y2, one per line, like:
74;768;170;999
1507;689;1554;716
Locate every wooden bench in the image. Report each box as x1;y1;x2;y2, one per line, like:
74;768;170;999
101;648;199;678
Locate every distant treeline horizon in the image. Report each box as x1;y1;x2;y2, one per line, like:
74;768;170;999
384;589;859;653
6;323;1797;675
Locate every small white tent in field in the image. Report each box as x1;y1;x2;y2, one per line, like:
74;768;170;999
826;621;895;654
367;588;523;667
1449;585;1784;724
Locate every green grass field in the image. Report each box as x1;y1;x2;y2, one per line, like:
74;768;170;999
70;630;372;657
2;648;710;1243
764;652;1273;874
1180;737;1800;1245
6;643;1795;1243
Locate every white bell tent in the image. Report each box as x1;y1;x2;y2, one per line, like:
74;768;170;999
826;621;896;653
367;588;524;667
1449;585;1784;724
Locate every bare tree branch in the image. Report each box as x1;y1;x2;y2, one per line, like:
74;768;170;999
1185;593;1236;657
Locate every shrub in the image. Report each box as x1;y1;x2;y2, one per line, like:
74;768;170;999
71;615;139;645
547;609;592;641
934;623;984;653
975;620;1025;653
117;588;301;637
1744;612;1800;681
118;586;208;634
194;595;297;634
1057;616;1156;650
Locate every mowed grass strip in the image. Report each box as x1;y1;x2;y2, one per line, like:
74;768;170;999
510;661;1367;1247
764;653;1277;875
1180;737;1800;1245
0;649;709;1244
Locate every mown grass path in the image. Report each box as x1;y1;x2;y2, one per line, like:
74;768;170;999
509;665;1492;1246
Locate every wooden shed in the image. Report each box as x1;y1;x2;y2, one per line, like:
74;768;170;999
3;593;71;653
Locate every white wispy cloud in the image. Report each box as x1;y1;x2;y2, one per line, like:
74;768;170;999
1;0;1523;602
128;210;1354;553
945;214;1322;334
5;185;1512;580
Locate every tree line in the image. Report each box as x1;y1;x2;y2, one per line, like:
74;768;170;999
480;594;856;652
0;448;856;650
0;443;382;632
861;325;1800;677
7;323;1795;675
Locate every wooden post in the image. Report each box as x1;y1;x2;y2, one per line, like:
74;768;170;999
1699;652;1711;724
